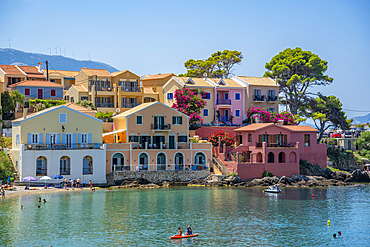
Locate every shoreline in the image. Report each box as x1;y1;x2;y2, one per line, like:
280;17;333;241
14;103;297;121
2;186;93;198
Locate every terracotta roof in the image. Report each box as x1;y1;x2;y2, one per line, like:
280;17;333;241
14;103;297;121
113;102;157;118
235;123;275;132
46;70;78;78
111;70;140;78
17;65;42;74
208;78;243;88
143;87;159;94
237;76;278;86
9;80;65;88
72;85;88;92
0;65;25;75
283;125;318;132
63;102;96;114
27;74;46;79
178;77;214;87
82;68;111;77
235;123;318;132
141;73;175;80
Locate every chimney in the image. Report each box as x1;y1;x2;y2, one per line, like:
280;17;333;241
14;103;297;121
277;120;284;126
23;108;27;119
275;76;277;83
38;62;42;71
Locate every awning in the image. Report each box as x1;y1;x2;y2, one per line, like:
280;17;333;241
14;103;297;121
102;129;126;137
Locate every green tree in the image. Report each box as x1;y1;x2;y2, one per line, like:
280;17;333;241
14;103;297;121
179;50;243;79
1;91;24;120
264;47;333;115
76;100;95;110
307;94;350;141
0;151;14;182
355;132;370;159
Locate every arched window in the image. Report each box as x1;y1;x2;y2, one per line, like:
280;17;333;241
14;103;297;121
112;153;125;172
256;152;263;163
157;152;166;171
36;156;47;176
174;153;184;171
278;152;286;163
83;156;93;174
139;153;148;171
268;152;274;163
60;156;71;175
289;152;297;163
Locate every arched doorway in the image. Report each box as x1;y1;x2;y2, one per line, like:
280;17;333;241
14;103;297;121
60;156;71;175
112;153;125;172
194;152;206;166
268;152;274;163
256;152;263;163
157;152;166;171
36;156;47;176
174;152;184;170
83;156;93;174
289;152;297;163
139;153;149;171
278;152;286;163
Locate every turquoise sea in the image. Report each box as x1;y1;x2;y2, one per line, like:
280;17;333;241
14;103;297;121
0;186;369;246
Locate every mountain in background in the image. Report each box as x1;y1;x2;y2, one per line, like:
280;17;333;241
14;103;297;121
351;113;370;124
0;48;118;73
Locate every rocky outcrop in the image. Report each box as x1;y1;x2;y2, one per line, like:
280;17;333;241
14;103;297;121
350;169;370;182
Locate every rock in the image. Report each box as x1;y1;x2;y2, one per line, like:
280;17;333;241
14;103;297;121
329;171;352;181
350;169;370;182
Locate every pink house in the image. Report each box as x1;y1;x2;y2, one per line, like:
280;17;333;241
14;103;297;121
214;123;327;180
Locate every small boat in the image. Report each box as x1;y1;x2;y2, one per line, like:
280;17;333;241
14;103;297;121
264;185;281;193
170;233;199;239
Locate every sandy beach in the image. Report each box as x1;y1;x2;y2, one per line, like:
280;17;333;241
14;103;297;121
2;186;94;198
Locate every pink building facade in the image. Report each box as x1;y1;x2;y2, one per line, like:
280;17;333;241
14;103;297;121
214;123;327;180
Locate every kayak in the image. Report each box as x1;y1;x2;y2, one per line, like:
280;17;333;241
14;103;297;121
170;233;199;239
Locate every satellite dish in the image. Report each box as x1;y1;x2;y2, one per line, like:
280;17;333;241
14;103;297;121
87;106;92;110
203;72;207;78
116;108;121;113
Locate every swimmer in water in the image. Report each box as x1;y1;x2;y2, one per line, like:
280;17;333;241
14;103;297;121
333;233;336;238
338;231;341;236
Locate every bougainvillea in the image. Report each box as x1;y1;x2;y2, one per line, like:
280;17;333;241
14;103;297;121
172;88;207;126
246;106;297;125
208;130;235;147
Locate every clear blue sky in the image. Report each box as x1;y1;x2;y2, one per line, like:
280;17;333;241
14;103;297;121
1;0;369;118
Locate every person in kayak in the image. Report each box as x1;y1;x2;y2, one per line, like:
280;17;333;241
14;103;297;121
185;225;192;235
177;227;183;236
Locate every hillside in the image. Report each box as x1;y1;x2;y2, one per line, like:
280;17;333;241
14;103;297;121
352;113;370;124
0;48;118;73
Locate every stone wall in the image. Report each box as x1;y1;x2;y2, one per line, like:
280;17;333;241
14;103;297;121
106;170;210;185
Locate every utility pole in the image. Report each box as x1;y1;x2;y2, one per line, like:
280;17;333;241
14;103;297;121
46;60;49;81
94;75;98;108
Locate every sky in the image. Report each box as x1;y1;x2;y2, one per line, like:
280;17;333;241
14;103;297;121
1;0;369;118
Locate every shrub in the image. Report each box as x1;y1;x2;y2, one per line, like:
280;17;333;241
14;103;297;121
262;171;273;177
96;111;114;122
208;130;235;147
0;151;14;182
29;99;66;112
246;106;297;125
229;172;238;176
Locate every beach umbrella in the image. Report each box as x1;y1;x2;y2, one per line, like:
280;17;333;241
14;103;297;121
51;174;63;179
22;176;37;186
40;176;52;186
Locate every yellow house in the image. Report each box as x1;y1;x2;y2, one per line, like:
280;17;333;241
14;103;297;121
141;73;175;103
45;69;78;91
11;103;106;183
103;101;212;173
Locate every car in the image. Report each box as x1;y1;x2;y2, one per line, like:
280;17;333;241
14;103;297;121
344;132;353;138
331;133;342;138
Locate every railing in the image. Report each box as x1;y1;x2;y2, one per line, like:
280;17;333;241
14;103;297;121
131;142;190;150
219;116;229;122
113;163;210;172
96;103;114;108
268;95;277;102
89;80;113;91
120;86;140;92
253;95;266;101
25;143;104;151
151;124;171;130
255;142;297;148
122;103;139;108
216;99;231;105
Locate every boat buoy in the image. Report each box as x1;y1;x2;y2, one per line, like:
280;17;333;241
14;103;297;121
312;194;314;197
327;220;330;226
262;190;264;193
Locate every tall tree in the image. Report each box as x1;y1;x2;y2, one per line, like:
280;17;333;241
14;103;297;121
1;90;24;120
307;94;350;141
179;50;243;79
264;47;333;115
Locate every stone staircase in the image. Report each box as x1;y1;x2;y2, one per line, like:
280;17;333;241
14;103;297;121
212;155;230;176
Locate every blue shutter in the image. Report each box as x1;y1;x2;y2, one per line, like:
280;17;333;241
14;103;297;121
78;133;82;144
39;133;43;144
88;133;92;143
167;93;170;99
27;133;31;144
46;134;50;144
57;134;61;144
62;133;66;144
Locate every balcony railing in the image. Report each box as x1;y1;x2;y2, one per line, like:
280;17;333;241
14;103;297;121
122;103;139;108
219;116;229;122
131;142;190;150
216;99;231;105
96;103;114;108
253;95;266;101
151;123;171;130
268;95;277;102
256;142;297;148
113;163;210;172
25;143;104;151
120;86;140;92
89;80;113;91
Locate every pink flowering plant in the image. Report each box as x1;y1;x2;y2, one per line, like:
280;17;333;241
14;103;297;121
208;130;235;147
246;106;297;125
172;88;207;126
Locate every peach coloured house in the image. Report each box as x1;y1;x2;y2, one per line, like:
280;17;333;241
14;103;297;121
214;123;326;180
103;101;212;173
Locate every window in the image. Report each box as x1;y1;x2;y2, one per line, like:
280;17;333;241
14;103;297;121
235;93;240;100
304;134;310;147
81;134;88;144
225;93;229;100
60;156;70;175
203;109;209;116
202;92;210;99
31;133;39;144
24;88;30;96
59;113;67;123
51;89;56;97
129;135;139;142
235;110;240;117
65;95;69;101
83;156;93;174
136;115;143;125
81;96;88;101
16;134;20;145
248;134;252;142
178;136;187;142
36;156;47;176
172;116;183;125
255;89;261;96
65;134;73;148
50;134;56;144
268;107;275;112
167;93;173;100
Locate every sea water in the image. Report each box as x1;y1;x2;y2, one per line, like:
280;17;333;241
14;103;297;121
0;186;369;246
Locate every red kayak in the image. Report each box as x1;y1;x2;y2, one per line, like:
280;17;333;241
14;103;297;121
170;233;199;239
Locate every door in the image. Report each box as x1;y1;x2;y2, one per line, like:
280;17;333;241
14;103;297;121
225;109;229;120
169;136;175;149
154;116;164;129
38;89;43;99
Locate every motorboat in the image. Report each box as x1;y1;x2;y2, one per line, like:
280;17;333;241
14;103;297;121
264;185;281;193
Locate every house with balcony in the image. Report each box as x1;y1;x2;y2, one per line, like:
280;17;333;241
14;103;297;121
214;123;326;180
10;103;106;184
162;76;215;125
234;76;279;116
207;78;245;125
141;73;175;103
103;101;212;173
45;69;78;91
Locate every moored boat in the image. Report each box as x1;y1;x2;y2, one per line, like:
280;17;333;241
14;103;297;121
264;185;281;193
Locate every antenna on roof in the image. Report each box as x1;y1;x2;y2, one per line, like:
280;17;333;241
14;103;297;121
116;108;121;113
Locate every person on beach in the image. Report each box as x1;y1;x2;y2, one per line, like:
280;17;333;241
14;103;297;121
1;188;5;198
63;178;67;189
70;179;74;189
77;178;81;188
89;180;93;190
177;227;182;236
43;199;47;203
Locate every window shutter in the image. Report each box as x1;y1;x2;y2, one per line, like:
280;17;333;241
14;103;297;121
46;134;50;144
78;133;82;144
27;133;31;144
88;133;92;143
39;133;43;144
57;134;61;144
167;93;170;99
62;133;66;144
172;116;175;124
179;117;183;125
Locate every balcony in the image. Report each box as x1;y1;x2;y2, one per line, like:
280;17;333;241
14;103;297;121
122;103;139;108
216;99;231;105
89;80;113;91
132;142;190;150
120;86;140;92
268;95;278;102
151;123;171;131
256;142;297;148
25;143;104;151
96;103;114;108
219;116;229;122
253;95;266;102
